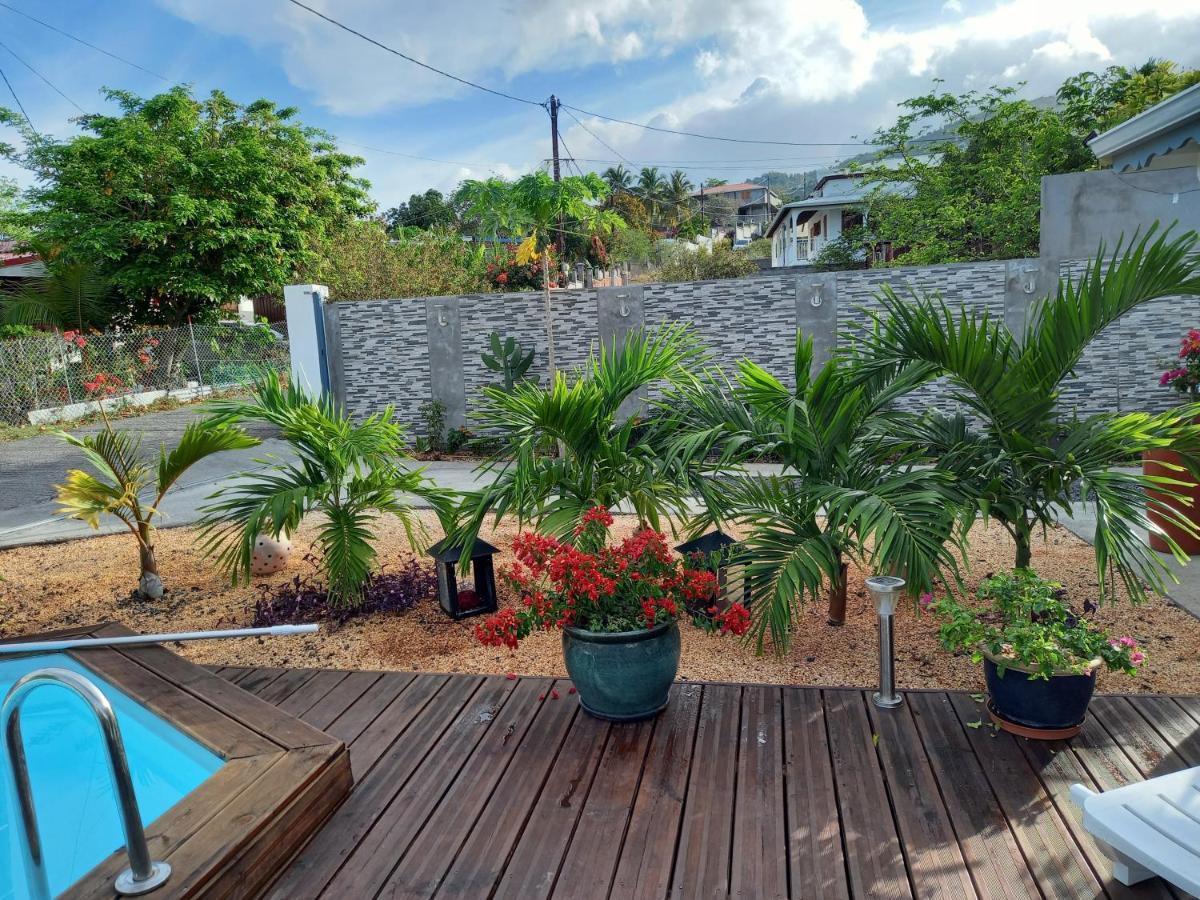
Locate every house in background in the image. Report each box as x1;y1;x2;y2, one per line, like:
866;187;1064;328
691;182;782;243
765;173;880;267
0;241;44;295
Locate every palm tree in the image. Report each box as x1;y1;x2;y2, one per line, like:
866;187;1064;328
451;323;706;554
667;170;694;224
56;416;258;599
852;226;1200;602
636;167;665;218
198;373;451;607
602;165;632;194
666;336;962;646
459;171;622;377
2;256;110;331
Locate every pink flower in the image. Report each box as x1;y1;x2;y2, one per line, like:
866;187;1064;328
1130;651;1145;665
919;592;933;610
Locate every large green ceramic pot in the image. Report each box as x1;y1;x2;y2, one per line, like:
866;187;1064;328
561;622;680;721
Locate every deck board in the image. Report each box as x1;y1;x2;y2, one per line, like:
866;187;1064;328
211;667;1200;900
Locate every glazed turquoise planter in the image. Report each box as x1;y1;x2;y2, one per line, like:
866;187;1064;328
562;622;680;721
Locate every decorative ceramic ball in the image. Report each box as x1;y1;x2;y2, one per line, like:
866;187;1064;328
251;532;292;576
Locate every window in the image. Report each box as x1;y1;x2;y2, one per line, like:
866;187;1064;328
795;236;810;259
741;190;751;200
812;218;822;237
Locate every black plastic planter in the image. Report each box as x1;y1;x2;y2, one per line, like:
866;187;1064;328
984;656;1098;739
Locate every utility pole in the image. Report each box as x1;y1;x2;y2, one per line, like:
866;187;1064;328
549;95;564;256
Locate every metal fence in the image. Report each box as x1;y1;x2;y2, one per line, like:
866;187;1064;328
0;322;290;424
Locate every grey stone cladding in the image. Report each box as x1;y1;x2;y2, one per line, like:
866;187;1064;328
328;258;1196;429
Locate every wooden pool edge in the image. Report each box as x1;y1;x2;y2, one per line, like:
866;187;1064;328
1;623;353;900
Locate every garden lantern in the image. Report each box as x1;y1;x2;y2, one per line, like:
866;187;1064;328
674;531;750;616
866;575;905;709
427;538;499;620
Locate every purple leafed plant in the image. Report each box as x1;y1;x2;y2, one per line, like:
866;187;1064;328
252;556;437;626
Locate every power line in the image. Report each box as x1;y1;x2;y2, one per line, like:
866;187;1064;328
0;39;85;113
0;60;32;130
560;101;947;148
0;2;171;82
284;0;543;108
560;104;635;168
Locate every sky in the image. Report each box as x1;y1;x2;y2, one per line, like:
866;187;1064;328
1;0;1199;210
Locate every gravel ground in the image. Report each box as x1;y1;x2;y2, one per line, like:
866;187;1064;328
1;512;1198;694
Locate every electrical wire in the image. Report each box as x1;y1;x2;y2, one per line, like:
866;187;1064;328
0;1;172;82
0;59;32;129
284;0;544;108
560;101;947;148
0;38;85;113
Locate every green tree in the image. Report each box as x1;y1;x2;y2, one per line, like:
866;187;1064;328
1058;59;1200;135
2;255;111;331
384;188;459;232
0;86;371;325
636;167;665;217
862;83;1093;264
458;171;622;375
602;165;632;193
0;176;31;244
852;228;1200;599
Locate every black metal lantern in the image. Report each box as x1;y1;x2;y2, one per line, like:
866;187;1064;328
427;537;500;620
674;530;751;616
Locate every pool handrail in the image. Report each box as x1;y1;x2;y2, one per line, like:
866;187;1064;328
1;666;172;898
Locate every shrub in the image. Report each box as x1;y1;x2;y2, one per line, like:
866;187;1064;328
484;246;554;291
253;556;437;626
652;240;758;282
739;238;772;259
474;507;746;645
926;569;1144;679
1159;327;1200;397
302;219;487;300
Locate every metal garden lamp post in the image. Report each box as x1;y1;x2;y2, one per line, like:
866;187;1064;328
866;575;905;709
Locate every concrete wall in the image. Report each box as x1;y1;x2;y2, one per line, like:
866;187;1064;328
314;256;1189;433
1040;167;1200;262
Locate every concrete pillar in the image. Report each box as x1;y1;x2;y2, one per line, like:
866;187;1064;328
236;296;255;324
1005;258;1056;345
598;285;646;418
795;272;838;375
425;296;466;429
283;284;330;396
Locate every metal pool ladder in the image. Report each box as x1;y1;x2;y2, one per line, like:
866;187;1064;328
2;667;172;898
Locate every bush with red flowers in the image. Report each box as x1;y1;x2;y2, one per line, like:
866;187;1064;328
475;506;750;648
1159;327;1200;396
484;247;557;292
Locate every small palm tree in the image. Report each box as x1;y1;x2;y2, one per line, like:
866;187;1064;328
2;255;110;331
853;226;1200;601
56;416;258;599
667;170;693;223
668;337;962;647
451;323;706;552
602;165;632;194
198;374;451;606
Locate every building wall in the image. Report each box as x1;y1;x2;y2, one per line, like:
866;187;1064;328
321;257;1187;432
1040;167;1200;262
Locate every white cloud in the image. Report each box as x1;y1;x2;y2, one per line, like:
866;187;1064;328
149;0;1200;200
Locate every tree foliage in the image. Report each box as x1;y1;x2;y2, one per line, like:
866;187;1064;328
1058;59;1200;135
384;188;460;232
1;86;372;325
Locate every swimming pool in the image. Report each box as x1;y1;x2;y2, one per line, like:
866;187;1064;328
0;653;224;899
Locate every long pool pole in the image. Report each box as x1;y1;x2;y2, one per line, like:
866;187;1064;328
0;624;319;655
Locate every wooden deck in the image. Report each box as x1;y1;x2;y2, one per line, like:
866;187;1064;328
213;666;1200;899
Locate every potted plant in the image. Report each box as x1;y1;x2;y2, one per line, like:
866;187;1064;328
1148;328;1200;554
474;507;749;721
927;569;1144;739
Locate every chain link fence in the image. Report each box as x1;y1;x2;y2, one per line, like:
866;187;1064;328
0;322;290;424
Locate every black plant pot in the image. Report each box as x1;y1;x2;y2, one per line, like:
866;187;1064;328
984;656;1098;739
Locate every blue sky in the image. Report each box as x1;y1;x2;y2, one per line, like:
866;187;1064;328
1;0;1198;208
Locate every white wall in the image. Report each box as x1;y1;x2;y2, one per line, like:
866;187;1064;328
283;283;330;396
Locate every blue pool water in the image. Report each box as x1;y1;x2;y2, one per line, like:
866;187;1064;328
0;653;224;899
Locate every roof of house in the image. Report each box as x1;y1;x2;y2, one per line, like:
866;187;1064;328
1088;82;1200;171
690;182;764;197
0;240;39;268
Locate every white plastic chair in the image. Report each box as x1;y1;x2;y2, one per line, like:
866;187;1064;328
1070;767;1200;894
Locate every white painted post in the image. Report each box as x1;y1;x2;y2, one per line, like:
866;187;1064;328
283;284;330;397
236;296;255;324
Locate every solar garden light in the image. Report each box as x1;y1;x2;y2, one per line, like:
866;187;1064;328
427;537;500;620
866;575;906;709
